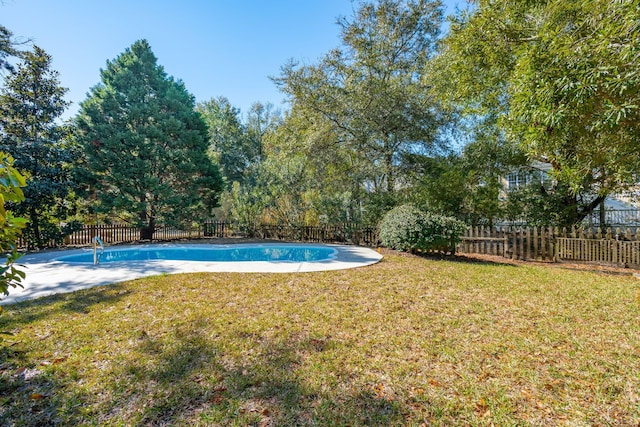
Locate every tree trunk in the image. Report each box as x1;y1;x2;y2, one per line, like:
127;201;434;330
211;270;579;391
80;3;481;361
558;193;607;228
385;152;394;193
30;205;42;250
140;216;155;241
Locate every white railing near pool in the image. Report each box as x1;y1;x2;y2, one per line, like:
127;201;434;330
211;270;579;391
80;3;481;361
93;236;104;265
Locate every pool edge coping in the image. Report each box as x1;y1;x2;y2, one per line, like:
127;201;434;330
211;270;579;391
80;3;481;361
2;242;383;305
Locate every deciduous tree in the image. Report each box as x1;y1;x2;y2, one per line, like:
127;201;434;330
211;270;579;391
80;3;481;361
435;0;640;225
196;97;257;187
245;101;280;162
275;0;447;194
0;153;26;309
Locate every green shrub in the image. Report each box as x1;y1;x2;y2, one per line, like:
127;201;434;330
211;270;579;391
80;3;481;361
379;204;467;254
21;218;84;249
379;204;428;251
421;211;468;253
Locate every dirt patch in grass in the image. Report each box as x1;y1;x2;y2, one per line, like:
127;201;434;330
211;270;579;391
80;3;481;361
1;252;638;425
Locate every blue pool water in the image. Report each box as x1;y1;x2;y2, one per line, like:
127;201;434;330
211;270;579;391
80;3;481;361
55;245;337;264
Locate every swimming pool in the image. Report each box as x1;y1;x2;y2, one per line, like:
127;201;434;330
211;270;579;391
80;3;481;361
56;245;337;264
3;243;383;304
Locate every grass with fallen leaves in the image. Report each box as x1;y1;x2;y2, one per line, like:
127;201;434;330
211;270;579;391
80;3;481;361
1;252;639;426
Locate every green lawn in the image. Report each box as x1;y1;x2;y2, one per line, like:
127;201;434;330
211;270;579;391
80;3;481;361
1;253;638;426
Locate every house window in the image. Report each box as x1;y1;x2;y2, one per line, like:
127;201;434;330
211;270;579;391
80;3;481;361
507;172;528;189
507;171;538;190
506;163;554;192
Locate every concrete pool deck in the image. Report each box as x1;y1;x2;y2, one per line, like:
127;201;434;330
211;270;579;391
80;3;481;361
1;242;383;304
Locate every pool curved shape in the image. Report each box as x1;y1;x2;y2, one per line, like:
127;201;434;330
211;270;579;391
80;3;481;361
4;243;383;304
56;245;337;264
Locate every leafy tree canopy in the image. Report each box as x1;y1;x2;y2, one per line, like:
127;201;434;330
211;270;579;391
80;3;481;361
435;0;640;225
196;97;259;187
0;24;26;74
76;40;223;239
245;101;280;162
275;0;449;193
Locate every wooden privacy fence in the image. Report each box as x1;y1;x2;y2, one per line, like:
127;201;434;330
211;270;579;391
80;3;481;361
252;223;379;246
63;224;204;246
30;221;379;248
460;225;640;267
20;220;640;268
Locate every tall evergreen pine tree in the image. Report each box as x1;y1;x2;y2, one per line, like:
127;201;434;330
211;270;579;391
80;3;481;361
76;40;222;239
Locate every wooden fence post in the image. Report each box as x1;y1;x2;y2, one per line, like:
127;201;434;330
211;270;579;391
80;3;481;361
502;227;507;258
551;227;558;262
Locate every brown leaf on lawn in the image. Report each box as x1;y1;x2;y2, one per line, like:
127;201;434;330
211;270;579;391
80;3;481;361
53;356;68;365
29;393;46;400
474;399;490;417
374;383;385;397
208;386;228;404
209;395;223;404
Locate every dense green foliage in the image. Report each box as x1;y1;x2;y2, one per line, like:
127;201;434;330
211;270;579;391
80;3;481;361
402;116;529;225
0;46;76;249
1;0;636;237
435;0;640;226
76;40;223;239
214;0;464;228
0;24;24;74
196;97;261;188
0;153;26;305
0;24;27;312
275;0;447;195
379;204;466;253
254;105;370;224
380;204;428;251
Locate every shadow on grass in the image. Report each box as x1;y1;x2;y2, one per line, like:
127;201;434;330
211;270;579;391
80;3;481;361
0;285;133;426
101;318;404;425
387;248;522;268
2;283;130;327
2;281;404;425
4;260;188;304
0;353;89;426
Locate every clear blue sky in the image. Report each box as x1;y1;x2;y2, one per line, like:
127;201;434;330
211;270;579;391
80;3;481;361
3;0;466;119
